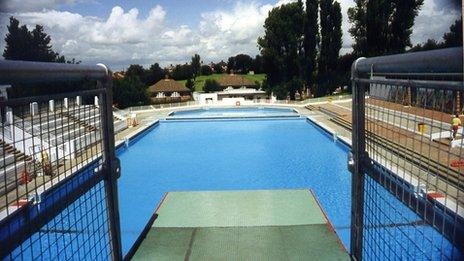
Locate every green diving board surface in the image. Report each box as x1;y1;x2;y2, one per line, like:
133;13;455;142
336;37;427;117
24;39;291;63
131;189;350;260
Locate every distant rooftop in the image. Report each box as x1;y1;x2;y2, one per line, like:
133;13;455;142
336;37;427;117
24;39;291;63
148;78;190;93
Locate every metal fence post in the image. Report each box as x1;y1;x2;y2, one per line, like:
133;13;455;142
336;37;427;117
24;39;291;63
99;74;123;260
350;57;367;260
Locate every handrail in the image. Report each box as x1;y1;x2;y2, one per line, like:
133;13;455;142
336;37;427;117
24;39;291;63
0;60;109;84
353;47;463;78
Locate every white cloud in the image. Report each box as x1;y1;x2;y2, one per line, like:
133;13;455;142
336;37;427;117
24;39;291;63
0;5;167;68
0;0;460;70
411;0;461;45
197;1;274;60
337;0;356;54
162;25;197;47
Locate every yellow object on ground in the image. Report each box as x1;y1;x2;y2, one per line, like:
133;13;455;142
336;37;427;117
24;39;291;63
40;151;49;163
418;123;426;134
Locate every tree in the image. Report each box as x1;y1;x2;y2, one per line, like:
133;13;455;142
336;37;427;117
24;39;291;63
147;63;165;86
348;0;368;56
227;56;235;73
29;24;60;62
334;53;356;92
213;63;224;74
201;65;213;75
364;0;392;56
126;64;145;79
348;0;423;56
185;78;195;92
318;0;342;96
258;1;305;99
409;39;441;52
113;75;149;108
171;64;193;80
286;77;305;99
3;17;31;60
443;18;463;48
125;63;166;86
203;79;222;93
233;54;253;73
125;64;151;85
252;55;264;74
388;0;424;54
191;54;201;78
303;0;318;89
3;17;75;63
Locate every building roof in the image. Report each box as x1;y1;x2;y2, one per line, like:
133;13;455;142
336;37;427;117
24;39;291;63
113;71;125;79
217;74;256;87
148;79;190;93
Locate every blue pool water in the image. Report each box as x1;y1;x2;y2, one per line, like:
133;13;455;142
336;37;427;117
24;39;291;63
8;109;462;260
8;111;462;260
116;116;462;260
169;107;298;118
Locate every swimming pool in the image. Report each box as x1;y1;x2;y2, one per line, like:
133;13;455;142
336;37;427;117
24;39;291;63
168;107;298;118
8;108;461;260
116;109;462;260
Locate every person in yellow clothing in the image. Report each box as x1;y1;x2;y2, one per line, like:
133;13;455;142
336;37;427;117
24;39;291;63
451;114;461;140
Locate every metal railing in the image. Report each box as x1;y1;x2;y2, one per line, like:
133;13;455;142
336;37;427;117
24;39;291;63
0;60;122;260
349;47;463;260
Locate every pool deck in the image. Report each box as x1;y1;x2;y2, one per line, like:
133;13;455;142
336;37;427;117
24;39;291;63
130;189;349;261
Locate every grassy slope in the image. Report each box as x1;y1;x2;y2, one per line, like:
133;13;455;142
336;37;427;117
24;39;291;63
177;73;266;92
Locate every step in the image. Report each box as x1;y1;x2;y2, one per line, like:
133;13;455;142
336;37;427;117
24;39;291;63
0;161;27;196
0;154;15;168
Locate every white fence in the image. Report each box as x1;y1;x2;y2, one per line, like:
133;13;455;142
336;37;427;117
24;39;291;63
121;94;352;113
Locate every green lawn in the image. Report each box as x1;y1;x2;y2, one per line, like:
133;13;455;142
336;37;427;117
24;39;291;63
177;73;266;92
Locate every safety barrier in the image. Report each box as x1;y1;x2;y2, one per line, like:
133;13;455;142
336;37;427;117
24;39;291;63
0;60;122;260
349;47;463;260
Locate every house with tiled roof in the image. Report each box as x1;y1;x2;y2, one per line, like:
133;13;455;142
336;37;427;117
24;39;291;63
113;71;125;79
148;76;191;104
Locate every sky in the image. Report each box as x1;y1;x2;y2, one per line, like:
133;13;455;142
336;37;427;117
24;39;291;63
0;0;461;70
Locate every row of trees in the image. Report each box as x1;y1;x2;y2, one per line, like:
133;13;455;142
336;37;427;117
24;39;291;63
258;0;344;99
113;54;203;107
259;0;461;99
114;51;266;107
348;0;424;57
227;54;264;74
348;1;461;59
169;53;265;80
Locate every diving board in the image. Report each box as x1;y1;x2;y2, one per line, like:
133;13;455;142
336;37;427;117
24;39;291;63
130;189;349;260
